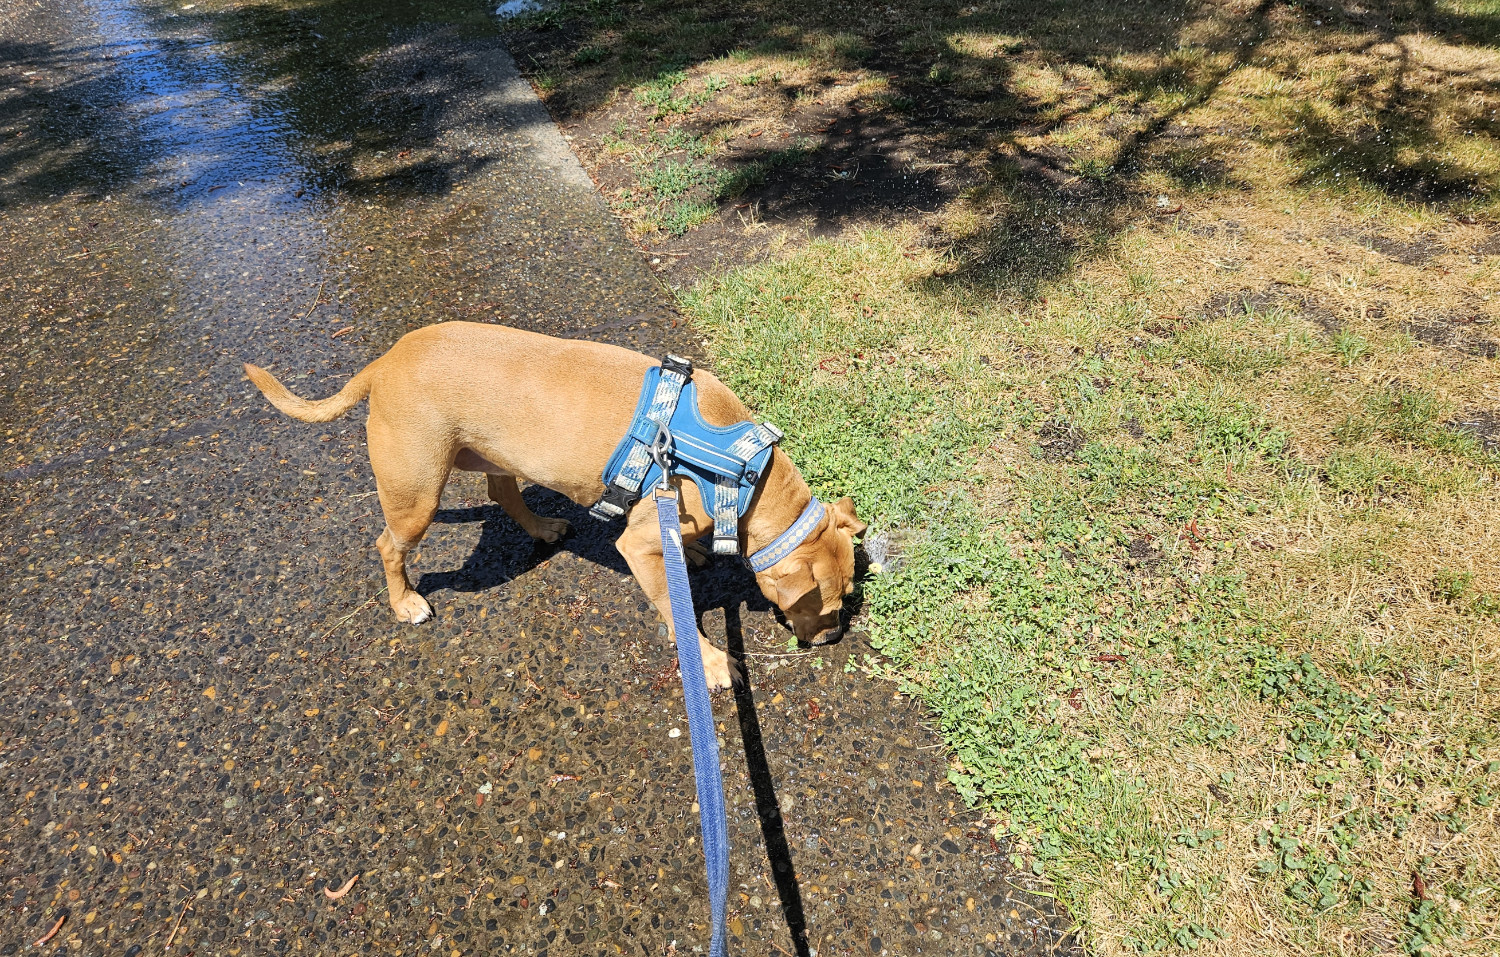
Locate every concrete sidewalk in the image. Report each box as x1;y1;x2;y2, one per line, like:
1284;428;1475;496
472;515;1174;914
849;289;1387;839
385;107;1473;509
0;1;1073;954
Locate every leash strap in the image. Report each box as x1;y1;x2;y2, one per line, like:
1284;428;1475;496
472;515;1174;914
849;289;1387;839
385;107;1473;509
655;490;731;957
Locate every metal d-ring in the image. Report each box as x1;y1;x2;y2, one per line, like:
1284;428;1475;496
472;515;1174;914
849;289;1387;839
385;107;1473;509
649;420;675;490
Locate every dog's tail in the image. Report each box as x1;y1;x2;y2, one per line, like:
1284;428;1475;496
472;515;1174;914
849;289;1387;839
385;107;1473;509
243;361;376;423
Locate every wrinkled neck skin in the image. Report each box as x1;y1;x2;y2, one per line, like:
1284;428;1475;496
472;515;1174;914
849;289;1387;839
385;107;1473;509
741;448;815;562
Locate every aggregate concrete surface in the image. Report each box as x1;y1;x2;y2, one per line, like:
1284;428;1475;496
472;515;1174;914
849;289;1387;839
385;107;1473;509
0;1;1076;954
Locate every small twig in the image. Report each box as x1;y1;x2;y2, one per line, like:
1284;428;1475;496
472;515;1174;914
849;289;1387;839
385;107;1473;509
323;874;359;901
521;665;543;694
312;587;388;662
34;911;67;946
297;278;328;322
463;880;491;909
164;896;192;950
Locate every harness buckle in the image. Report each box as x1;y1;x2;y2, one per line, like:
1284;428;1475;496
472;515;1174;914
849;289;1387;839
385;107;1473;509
649;421;675;487
595;483;640;516
660;354;694;380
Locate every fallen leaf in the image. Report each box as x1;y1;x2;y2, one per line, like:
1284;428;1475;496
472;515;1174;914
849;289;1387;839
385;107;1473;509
1413;871;1429;901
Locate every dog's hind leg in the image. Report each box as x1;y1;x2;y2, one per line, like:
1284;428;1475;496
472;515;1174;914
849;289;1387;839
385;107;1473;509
485;474;570;543
369;433;448;625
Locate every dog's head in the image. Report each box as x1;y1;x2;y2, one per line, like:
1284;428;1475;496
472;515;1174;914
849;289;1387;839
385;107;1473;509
756;496;867;644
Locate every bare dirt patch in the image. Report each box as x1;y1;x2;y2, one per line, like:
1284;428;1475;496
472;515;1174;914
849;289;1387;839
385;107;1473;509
1448;409;1500;451
1403;311;1500;358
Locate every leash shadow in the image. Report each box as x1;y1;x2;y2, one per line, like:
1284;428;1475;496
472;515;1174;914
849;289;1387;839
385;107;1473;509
692;545;873;956
696;560;812;957
725;605;812;957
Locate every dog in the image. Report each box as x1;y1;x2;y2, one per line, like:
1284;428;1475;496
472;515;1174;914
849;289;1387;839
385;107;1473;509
244;322;866;690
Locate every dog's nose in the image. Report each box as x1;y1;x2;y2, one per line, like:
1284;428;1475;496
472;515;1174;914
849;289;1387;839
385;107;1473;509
811;622;844;646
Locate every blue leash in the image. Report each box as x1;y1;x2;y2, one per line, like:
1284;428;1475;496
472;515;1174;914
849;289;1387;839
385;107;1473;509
654;487;730;957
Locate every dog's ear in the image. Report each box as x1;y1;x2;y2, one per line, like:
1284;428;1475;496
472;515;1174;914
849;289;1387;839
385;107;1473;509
831;497;867;538
773;561;818;609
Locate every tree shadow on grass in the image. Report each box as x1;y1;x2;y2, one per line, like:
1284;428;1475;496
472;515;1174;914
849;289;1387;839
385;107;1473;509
507;0;1497;295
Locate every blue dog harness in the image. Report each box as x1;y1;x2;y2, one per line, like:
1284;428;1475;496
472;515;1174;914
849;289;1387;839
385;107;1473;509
591;355;823;566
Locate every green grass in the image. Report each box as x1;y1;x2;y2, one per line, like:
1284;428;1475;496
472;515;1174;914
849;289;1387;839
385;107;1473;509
625;140;817;235
506;0;1500;950
635;70;728;118
683;231;1500;956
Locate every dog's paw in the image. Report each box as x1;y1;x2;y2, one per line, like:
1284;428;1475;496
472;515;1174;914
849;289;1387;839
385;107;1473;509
683;539;711;568
702;647;741;692
527;516;571;544
392;592;433;625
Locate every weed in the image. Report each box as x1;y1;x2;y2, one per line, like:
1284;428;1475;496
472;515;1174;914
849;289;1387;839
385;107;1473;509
634;70;725;118
660;126;711;157
572;44;607;65
1331;331;1369;366
639;158;719;198
1433;568;1474;604
1073;156;1113;183
657;198;717;235
716;141;815;198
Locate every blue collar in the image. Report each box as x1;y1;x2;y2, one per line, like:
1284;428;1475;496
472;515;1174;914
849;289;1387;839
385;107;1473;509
747;497;825;573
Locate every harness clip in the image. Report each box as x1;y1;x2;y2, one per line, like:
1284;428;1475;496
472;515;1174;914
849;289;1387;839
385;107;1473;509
649;421;675;489
594;484;641;516
660;354;694;380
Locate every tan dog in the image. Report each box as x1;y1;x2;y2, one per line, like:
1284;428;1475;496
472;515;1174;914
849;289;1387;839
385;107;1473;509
244;322;865;690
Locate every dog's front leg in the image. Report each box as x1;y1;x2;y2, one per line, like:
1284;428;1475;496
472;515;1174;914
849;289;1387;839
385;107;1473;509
615;511;739;692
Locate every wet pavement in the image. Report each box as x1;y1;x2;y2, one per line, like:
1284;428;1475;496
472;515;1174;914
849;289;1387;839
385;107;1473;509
0;2;1074;954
